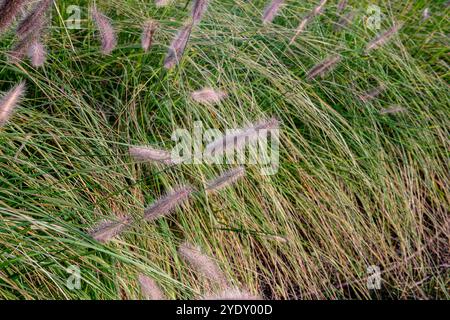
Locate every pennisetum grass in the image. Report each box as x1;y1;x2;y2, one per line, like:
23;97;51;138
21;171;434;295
144;186;194;222
91;5;117;55
129;146;174;165
164;22;193;69
155;0;170;7
262;0;284;25
141;20;157;52
16;0;52;39
89;217;131;243
191;0;209;25
205;117;279;158
359;85;386;103
178;241;229;289
336;0;347;14
306;54;341;80
0;81;26;127
138;274;166;300
333;10;355;32
0;0;28;34
289;0;327;44
191;88;227;105
205;167;246;193
27;40;46;67
365;22;403;53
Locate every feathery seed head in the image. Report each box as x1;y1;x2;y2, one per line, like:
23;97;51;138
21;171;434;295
306;54;341;80
144;186;193;222
27;40;46;67
164;22;193;69
129;146;174;165
138;274;166;300
365;22;403;53
205;117;279;158
337;0;348;13
206;167;246;193
178;241;229;289
359;85;385;103
313;0;327;16
16;0;52;39
0;0;28;34
262;0;284;25
89;217;130;243
191;0;209;25
155;0;170;7
422;8;430;21
191;88;227;105
0;81;26;127
141;20;157;52
91;5;117;55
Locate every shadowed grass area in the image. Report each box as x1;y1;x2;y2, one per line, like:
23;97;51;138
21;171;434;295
0;0;448;299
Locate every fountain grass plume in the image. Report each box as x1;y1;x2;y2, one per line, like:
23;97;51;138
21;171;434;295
191;0;209;25
16;0;52;39
89;217;131;243
365;22;403;53
164;22;193;69
178;241;229;289
262;0;284;25
144;186;194;222
141;20;157;52
306;54;341;80
0;0;28;34
205;167;246;193
191;88;227;105
138;274;166;300
0;81;26;127
129;145;174;165
91;5;117;55
205;117;279;158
